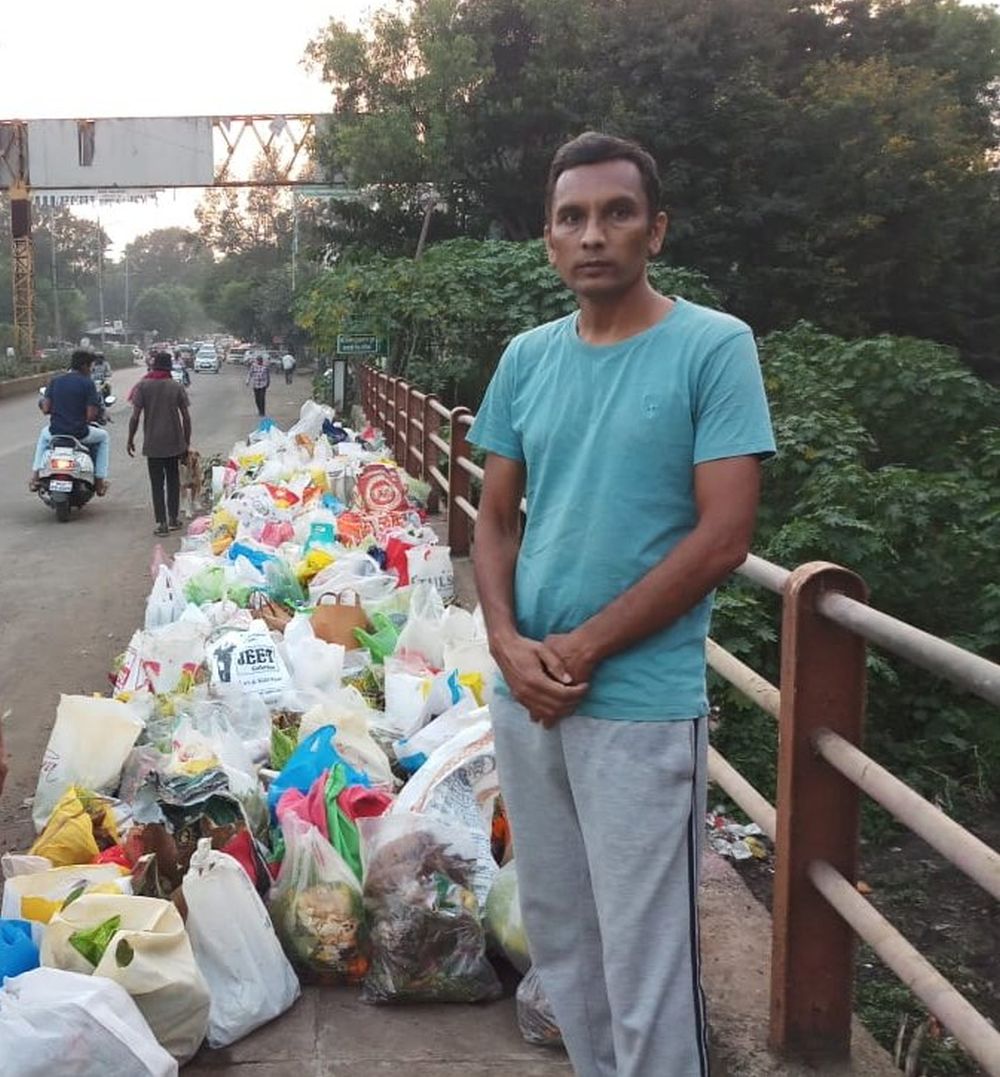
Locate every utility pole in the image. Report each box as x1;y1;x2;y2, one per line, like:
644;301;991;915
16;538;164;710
50;216;61;344
96;215;106;346
124;252;130;344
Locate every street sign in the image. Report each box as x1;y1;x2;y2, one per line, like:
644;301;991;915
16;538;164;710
336;334;385;356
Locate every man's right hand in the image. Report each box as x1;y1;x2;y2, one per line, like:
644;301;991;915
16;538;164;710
126;441;136;457
491;632;590;728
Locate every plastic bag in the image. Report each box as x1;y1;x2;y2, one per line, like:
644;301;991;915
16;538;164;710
33;696;144;832
269;816;368;982
0;968;178;1077
395;582;447;668
516;967;563;1047
283;614;346;696
1;863;132;924
308;551;397;606
206;622;291;703
298;690;395;791
30;786;120;867
382;657;435;737
485;860;530;973
354;612;400;663
394;703;486;775
145;564;184;631
0;920;40;979
183;838;300;1048
406;544;455;603
267;726;370;820
115;621;208;697
42;893;211;1063
360;812;501;1003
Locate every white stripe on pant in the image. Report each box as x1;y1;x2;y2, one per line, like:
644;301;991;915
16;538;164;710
491;697;709;1077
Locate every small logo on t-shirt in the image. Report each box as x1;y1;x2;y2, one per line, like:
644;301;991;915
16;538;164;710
642;393;661;419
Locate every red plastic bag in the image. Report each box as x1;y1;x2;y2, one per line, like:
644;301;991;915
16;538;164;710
384;536;413;585
338;785;393;822
93;845;133;869
276;770;330;841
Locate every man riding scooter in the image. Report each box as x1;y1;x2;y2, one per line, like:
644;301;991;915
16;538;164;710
29;349;110;496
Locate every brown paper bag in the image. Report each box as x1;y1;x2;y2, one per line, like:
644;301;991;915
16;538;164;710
311;590;368;649
248;591;292;633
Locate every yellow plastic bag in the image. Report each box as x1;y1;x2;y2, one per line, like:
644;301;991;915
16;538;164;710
29;786;119;867
1;863;130;924
295;547;335;585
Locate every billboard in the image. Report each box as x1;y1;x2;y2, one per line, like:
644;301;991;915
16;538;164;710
24;117;214;189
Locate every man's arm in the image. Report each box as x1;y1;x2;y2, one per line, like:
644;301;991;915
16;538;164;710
545;455;762;683
179;401;192;449
86;405;98;423
474;453;588;726
126;405;142;456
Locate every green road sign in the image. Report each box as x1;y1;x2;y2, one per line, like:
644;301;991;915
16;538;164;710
336;333;386;356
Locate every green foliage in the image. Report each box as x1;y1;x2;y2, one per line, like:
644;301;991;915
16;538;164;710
297;238;718;403
305;0;1000;375
130;284;199;339
711;324;1000;813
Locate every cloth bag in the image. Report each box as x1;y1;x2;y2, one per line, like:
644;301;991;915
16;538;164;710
182;838;300;1048
311;591;368;649
42;893;211;1063
0;967;178;1077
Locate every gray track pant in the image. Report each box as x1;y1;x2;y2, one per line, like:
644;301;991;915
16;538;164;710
491;697;710;1077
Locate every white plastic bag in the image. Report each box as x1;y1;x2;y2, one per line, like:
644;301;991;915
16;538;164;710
182;838;300;1048
308;551;398;606
442;605;500;701
394;702;486;773
1;863;132;924
395;582;447;667
382;656;434;737
0;968;178;1077
33;695;144;831
145;564;184;631
283;614;346;697
115;621;209;696
206;622;291;704
406;544;455;602
298;689;396;790
42;893;211;1063
287;399;335;440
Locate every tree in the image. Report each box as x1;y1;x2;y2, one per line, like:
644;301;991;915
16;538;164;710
213;280;260;341
121;227;213;293
130;284;198;339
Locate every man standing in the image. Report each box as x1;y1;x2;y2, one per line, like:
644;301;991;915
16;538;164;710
469;132;775;1077
281;350;296;385
246;354;270;416
29;349;110;495
128;350;191;536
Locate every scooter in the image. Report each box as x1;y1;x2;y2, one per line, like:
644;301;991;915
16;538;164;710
92;376;115;424
36;433;98;522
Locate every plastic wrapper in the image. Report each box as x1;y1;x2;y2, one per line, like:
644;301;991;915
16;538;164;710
269;816;368;982
516;967;563;1047
484;860;530;974
359;813;501;1004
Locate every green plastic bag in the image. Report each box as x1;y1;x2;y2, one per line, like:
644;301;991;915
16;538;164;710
184;566;227;606
354;613;399;664
325;764;363;882
271;725;298;771
68;914;121;967
265;559;307;608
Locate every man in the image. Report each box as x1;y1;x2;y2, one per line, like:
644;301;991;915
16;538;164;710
246;353;270;416
468;132;775;1077
128;350;192;536
90;351;111;384
29;349;110;495
281;350;296;385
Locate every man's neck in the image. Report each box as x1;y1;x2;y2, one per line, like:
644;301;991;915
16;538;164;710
576;279;674;346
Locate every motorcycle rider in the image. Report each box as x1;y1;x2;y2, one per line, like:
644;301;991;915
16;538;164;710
28;349;110;496
91;351;112;384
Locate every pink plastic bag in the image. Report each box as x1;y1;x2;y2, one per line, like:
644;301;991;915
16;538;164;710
260;521;295;548
338;786;393;821
276;770;330;840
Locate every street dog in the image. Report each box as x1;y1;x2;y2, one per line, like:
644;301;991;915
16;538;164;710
179;448;203;517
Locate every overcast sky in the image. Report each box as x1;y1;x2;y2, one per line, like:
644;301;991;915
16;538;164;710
0;0;364;254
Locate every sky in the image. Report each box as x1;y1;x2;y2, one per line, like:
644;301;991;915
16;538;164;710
0;0;368;256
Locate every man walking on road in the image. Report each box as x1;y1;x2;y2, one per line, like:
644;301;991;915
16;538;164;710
29;349;110;496
247;354;270;416
469;132;775;1077
127;350;192;535
281;350;296;385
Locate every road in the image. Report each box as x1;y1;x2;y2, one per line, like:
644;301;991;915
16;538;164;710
0;362;309;850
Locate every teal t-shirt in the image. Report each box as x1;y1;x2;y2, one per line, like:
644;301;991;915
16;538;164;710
467;297;776;720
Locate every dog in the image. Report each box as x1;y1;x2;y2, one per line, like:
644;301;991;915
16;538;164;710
179;448;203;518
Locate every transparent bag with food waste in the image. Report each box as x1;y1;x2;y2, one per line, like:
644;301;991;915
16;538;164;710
42;892;211;1063
395;582;447;668
182;838;300;1048
269;815;368;982
484;859;530;973
359;812;501;1004
0;967;178;1077
516;967;563;1047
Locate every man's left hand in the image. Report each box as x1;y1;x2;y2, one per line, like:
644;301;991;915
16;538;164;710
542;630;602;686
126;441;136;457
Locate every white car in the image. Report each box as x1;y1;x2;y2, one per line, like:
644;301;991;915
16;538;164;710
194;349;220;373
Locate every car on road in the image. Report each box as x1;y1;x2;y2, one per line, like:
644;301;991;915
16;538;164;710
194;348;220;373
228;344;250;364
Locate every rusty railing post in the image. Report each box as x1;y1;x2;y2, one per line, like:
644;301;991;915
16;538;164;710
385;375;398;450
406;386;421;478
423;394;441;514
447;407;472;555
770;561;869;1063
394;378;407;463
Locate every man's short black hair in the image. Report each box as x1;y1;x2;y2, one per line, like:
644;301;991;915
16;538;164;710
546;132;662;221
70;349;94;371
152;350;173;371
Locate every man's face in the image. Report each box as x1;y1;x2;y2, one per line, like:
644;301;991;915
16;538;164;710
544;158;668;301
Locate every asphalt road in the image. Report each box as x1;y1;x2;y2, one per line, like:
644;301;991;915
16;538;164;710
0;362;310;851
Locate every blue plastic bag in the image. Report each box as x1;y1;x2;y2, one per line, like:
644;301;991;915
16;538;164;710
0;919;40;979
227;541;277;572
267;725;370;820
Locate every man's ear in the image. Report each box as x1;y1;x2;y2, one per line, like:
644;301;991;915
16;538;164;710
648;211;669;257
544;223;557;267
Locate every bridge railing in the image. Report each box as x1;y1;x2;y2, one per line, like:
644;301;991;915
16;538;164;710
359;364;1000;1075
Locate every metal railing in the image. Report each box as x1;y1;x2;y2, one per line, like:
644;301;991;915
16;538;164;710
360;365;1000;1075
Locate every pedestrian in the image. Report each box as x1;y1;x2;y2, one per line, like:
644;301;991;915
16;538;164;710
127;350;192;536
281;350;296;385
246;354;270;416
28;349;110;496
468;132;775;1077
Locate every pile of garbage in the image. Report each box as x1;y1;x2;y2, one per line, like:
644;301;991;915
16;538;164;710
0;400;559;1072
